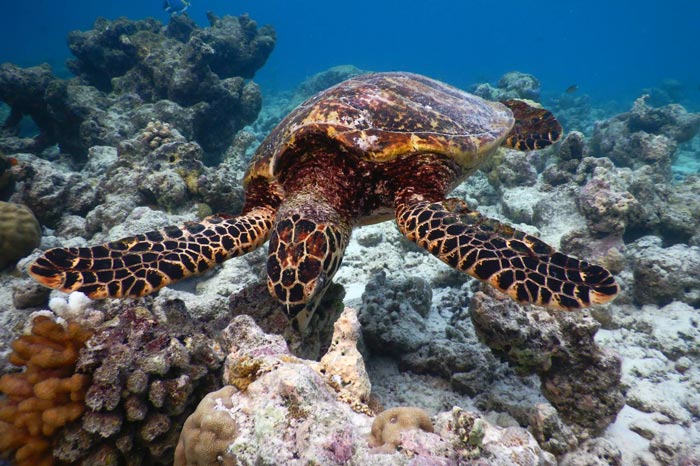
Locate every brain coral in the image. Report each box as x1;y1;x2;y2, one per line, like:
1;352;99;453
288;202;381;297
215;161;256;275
368;406;434;451
0;315;92;466
0;201;41;269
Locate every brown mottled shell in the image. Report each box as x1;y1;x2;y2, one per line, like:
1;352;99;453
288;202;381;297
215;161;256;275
244;72;514;186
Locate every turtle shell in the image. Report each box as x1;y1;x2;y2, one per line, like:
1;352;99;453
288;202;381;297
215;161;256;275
244;72;514;186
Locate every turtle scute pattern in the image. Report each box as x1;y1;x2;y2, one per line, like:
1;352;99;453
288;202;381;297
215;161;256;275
28;208;275;299
396;198;619;309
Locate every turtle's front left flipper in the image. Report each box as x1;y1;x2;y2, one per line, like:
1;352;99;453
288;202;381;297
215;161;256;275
395;198;618;309
29;208;275;299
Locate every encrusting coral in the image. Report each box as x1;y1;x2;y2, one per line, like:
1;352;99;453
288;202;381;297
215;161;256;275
0;315;92;466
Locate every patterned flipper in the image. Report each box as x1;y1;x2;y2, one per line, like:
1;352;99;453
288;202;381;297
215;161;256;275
396;198;618;309
28;209;275;299
500;99;562;150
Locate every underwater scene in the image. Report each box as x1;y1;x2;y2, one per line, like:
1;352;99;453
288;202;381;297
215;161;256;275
0;0;699;465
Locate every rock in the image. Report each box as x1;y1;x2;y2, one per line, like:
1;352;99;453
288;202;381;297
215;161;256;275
559;438;622;466
1;14;274;161
469;289;624;437
626;236;700;307
8;154;96;228
578;175;637;236
11;278;50;309
359;271;432;354
472;71;541;101
590;95;700;175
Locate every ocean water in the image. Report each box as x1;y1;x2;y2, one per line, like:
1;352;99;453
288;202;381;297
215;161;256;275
1;0;699;109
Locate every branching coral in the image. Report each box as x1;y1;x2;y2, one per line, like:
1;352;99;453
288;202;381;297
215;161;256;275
0;315;92;466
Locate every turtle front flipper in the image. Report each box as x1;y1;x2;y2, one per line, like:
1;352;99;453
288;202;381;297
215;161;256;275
500;99;562;150
395;198;618;309
266;198;351;332
28;208;275;299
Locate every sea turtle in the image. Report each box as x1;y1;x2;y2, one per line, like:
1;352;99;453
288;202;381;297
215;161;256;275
29;72;618;330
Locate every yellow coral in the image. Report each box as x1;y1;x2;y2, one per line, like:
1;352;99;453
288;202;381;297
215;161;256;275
0;315;92;466
368;406;434;451
174;385;239;466
0;201;41;270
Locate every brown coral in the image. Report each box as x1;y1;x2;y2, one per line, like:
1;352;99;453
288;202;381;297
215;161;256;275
173;385;239;466
368;406;434;451
0;315;92;466
0;200;41;269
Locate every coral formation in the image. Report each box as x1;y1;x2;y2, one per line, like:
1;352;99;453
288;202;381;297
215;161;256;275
173;385;238;466
176;313;552;465
625;236;700;307
42;301;225;465
0;13;274;160
472;71;541;101
445;407;556;465
0;201;41;269
0;315;92;466
590;95;700;173
469;289;624;437
368;406;434;451
359;271;433;355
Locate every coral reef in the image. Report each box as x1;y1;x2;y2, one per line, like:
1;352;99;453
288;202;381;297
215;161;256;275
2;63;700;465
590;95;700;173
47;302;225;465
472;71;541;101
0;315;92;466
625;236;700;307
0;13;274;160
0;201;41;269
368;407;434;451
468;289;624;438
176;312;553;465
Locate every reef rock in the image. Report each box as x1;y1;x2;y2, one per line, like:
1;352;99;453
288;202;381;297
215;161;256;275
0;13;274;161
175;312;555;466
469;289;624;438
590;95;700;174
472;71;541;101
625;235;700;307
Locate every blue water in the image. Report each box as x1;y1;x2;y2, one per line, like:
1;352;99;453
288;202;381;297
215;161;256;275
1;0;699;107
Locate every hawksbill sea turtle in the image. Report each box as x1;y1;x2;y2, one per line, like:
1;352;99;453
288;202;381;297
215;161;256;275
29;72;618;330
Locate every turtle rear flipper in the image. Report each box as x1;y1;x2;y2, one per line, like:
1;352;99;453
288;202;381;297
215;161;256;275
396;198;618;309
501;99;562;151
28;208;275;299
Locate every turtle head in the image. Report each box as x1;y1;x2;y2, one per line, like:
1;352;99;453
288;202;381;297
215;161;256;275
266;197;350;332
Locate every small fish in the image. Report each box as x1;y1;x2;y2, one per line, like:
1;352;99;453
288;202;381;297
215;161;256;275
565;84;579;94
163;0;191;15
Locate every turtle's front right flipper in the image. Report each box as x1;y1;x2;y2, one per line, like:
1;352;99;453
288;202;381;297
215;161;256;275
396;198;618;309
29;208;275;299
